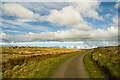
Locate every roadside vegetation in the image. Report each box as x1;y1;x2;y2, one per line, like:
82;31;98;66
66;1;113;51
2;46;84;78
84;46;119;79
84;51;105;78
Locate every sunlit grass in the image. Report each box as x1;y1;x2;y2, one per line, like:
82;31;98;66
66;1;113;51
3;52;78;78
2;46;82;78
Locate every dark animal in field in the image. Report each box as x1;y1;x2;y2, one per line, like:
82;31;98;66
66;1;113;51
13;46;18;49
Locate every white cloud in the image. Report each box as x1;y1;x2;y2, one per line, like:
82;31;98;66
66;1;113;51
90;27;118;40
2;3;45;21
47;6;90;30
105;14;111;18
46;2;103;30
1;26;117;42
2;18;51;31
0;32;6;39
19;2;69;13
111;15;118;28
115;2;120;8
11;29;90;41
5;30;26;33
2;3;34;18
97;15;118;41
16;19;37;22
91;15;118;41
72;2;103;20
114;3;118;8
0;32;15;41
47;6;81;26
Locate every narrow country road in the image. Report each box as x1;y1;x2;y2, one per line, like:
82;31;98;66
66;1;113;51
49;50;92;78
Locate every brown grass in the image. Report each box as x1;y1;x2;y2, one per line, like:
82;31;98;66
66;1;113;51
2;46;85;73
1;46;86;78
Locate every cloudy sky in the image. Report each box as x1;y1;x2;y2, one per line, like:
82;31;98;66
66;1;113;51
0;2;119;42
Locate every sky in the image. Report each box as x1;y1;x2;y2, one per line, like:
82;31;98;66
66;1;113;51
0;2;119;43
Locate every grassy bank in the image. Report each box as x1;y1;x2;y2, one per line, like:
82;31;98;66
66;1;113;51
92;46;119;78
2;47;82;78
84;51;105;78
84;46;119;79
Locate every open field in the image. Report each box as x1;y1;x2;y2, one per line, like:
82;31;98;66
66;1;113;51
2;46;119;78
84;46;120;79
1;46;85;78
2;46;80;63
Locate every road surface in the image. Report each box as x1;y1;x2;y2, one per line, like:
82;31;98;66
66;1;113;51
49;50;91;78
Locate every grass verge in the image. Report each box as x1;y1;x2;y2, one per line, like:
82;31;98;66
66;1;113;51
83;51;105;79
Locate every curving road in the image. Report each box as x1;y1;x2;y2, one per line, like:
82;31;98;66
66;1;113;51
49;50;91;78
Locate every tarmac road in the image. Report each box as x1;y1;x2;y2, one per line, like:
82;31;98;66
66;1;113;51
49;50;92;78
